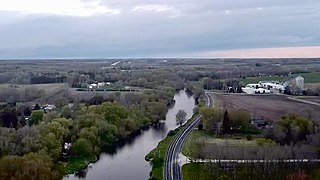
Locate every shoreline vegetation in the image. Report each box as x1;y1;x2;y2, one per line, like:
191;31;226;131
65;88;202;175
65;89;178;175
66;122;158;175
0;86;182;179
145;113;199;180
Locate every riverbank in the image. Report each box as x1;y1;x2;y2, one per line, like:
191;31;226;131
66;123;152;174
145;114;199;180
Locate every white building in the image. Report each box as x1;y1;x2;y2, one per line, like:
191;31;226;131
242;84;271;94
259;81;285;93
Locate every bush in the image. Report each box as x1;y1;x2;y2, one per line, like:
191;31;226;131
29;110;44;125
246;134;252;141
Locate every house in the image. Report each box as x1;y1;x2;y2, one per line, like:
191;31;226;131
242;84;271;94
259;81;285;93
88;83;98;89
251;118;272;129
88;82;111;89
43;104;56;112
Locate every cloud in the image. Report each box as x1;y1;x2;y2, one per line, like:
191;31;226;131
132;4;181;17
0;0;120;17
0;0;319;58
199;46;320;58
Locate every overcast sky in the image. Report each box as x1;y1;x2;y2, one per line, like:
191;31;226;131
0;0;319;59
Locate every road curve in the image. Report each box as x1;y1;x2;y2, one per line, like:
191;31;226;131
164;93;212;180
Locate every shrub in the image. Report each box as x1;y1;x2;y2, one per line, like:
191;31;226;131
246;134;252;141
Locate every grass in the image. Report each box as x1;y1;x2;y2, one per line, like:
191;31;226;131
241;72;320;85
182;163;214;180
145;114;199;180
298;72;320;83
145;131;177;180
66;155;97;174
182;130;267;159
241;76;286;85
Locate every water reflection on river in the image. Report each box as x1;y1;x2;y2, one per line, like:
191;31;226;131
64;90;195;180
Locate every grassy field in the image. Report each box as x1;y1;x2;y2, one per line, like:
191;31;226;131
182;162;320;180
182;163;213;180
182;130;260;159
241;72;320;85
241;76;285;85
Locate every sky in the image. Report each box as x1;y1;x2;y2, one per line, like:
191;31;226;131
0;0;319;59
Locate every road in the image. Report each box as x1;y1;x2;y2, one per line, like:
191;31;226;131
164;93;212;180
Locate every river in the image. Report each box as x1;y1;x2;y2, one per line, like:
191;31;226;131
64;90;196;180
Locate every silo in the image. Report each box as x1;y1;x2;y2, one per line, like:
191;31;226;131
295;75;304;90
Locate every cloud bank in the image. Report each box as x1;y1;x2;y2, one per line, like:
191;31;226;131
0;0;319;58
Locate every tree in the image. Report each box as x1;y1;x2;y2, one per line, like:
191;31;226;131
222;110;231;134
0;107;18;129
176;109;187;126
42;112;59;123
29;110;44;125
70;138;94;157
23;107;32;116
232;110;251;132
61;105;73;119
273;114;313;145
200;107;221;133
202;77;214;90
94;74;104;82
54;97;68;110
34;104;40;110
0;153;64;179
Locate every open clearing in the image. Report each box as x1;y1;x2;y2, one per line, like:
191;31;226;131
215;93;320;122
182;130;259;159
0;83;67;93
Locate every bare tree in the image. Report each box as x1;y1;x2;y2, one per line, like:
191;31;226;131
176;109;187;126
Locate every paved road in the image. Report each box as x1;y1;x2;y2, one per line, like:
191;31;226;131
164;93;212;180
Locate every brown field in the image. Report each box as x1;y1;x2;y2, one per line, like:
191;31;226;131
214;93;320;122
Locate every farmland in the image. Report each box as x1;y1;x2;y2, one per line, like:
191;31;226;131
241;72;320;85
215;93;320;122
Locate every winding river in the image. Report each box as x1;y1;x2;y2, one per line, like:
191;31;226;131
65;90;196;180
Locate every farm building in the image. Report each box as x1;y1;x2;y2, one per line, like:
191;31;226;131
241;84;271;94
242;75;305;95
283;75;305;95
259;81;285;93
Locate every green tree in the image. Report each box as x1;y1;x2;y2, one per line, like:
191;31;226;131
70;138;94;157
29;110;44;125
229;110;251;132
0;153;64;179
274;114;313;144
42;111;59;123
200;107;221;133
61;105;73;119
